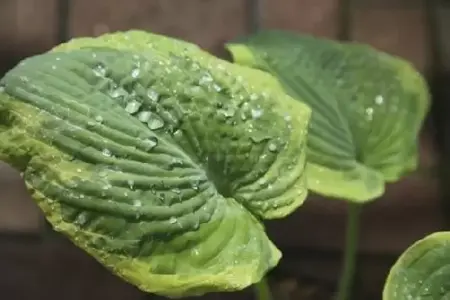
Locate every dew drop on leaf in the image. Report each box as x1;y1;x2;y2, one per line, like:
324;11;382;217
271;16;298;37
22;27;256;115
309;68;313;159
102;148;112;157
110;87;127;99
284;114;292;122
268;143;278;152
148;115;165;130
250;94;258;101
365;107;374;121
219;107;235;118
199;74;213;86
258;178;267;187
137;111;151;122
93;64;106;77
251;108;263;119
125;100;141;114
95;115;103;123
250;132;271;143
142;137;158;151
77;214;88;226
147;89;159;102
131;68;140;78
375;95;384;105
127;179;135;190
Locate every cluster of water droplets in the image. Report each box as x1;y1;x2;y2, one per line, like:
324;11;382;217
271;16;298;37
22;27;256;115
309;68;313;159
364;94;385;122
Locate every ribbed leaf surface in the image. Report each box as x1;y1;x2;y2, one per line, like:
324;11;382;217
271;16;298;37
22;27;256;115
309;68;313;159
227;30;429;202
384;232;450;300
0;31;311;297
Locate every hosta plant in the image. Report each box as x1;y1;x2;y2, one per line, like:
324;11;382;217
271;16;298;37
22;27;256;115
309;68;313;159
0;28;430;300
0;31;311;298
227;30;430;300
383;232;450;300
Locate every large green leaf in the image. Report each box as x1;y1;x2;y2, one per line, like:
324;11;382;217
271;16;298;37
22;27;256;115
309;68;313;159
383;232;450;299
0;31;311;297
226;30;429;202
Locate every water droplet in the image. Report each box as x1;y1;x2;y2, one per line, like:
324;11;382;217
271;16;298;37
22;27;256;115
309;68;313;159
251;108;263;119
93;64;106;77
169;158;184;169
76;168;82;173
142;137;158;151
258;178;267;187
268;143;278;152
110;87;127;99
191;248;200;256
190;181;200;191
212;84;222;92
131;68;140;78
95;115;103;123
137;111;151;122
133;200;142;207
250;132;271;143
148;115;164;130
102;148;112;157
77;214;88;226
199;74;213;86
169;217;177;224
147;89;159;102
375;95;384;105
365;107;374;121
98;169;110;178
219;107;235;118
127;179;135;190
125;100;141;114
284;114;292;122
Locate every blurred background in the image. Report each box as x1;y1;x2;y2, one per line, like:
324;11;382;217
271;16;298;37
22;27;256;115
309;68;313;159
0;0;449;299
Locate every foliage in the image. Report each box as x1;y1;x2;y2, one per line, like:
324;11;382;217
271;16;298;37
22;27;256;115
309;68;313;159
227;30;429;300
384;232;450;299
0;30;310;298
0;29;432;300
227;30;429;203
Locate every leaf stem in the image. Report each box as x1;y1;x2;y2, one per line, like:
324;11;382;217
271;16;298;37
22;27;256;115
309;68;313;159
254;276;272;300
335;202;362;300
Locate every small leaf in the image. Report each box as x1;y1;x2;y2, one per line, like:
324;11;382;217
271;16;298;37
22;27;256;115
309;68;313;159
0;31;311;297
227;30;430;202
383;232;450;300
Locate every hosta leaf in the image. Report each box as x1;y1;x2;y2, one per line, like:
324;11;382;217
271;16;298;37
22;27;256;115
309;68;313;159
227;30;429;202
0;31;311;297
383;232;450;300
